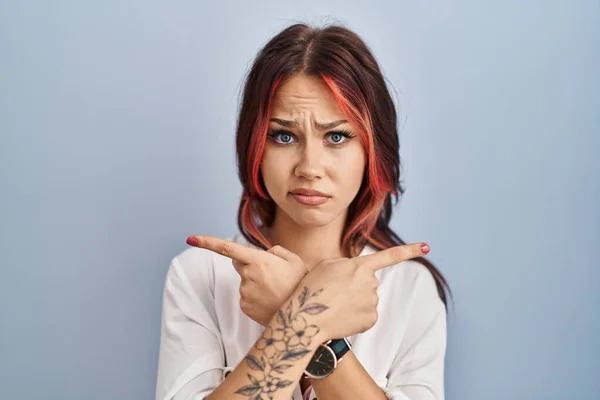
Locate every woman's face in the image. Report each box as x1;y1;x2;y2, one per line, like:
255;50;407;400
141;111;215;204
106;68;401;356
260;74;366;228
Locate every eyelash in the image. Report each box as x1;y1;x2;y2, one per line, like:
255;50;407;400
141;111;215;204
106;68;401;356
267;129;356;147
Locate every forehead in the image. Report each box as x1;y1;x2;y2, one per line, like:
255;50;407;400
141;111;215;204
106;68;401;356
271;74;345;120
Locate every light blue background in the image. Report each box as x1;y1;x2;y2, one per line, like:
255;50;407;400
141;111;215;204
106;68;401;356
1;1;598;399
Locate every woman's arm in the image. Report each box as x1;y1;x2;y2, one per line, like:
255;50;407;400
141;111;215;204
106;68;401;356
167;237;434;399
309;263;447;400
207;286;328;400
156;252;326;400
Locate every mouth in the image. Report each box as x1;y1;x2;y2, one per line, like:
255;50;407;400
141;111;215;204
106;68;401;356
289;188;331;206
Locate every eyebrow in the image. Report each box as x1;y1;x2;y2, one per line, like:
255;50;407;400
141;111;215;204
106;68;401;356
270;118;348;130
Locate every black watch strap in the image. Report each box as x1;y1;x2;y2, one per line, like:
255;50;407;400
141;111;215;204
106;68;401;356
327;338;351;360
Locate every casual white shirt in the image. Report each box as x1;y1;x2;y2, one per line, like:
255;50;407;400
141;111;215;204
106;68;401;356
155;232;447;400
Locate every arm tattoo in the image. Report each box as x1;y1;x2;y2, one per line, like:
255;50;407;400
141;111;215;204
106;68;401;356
235;287;327;399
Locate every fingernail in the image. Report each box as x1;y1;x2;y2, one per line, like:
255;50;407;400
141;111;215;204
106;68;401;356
186;236;198;246
420;244;430;254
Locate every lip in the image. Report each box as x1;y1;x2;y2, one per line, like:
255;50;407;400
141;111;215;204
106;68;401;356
289;188;331;206
290;188;329;197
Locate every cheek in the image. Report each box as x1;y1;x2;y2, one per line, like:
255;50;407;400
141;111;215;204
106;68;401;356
334;147;366;189
260;149;288;193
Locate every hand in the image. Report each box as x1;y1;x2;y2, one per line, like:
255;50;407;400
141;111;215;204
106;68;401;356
186;235;307;326
291;242;430;342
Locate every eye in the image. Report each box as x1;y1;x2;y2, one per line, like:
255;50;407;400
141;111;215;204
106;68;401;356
330;133;344;143
268;129;297;145
326;130;355;146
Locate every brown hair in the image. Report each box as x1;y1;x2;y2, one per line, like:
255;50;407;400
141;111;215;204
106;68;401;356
235;23;450;306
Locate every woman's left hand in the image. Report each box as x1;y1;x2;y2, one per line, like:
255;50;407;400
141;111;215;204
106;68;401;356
186;235;307;326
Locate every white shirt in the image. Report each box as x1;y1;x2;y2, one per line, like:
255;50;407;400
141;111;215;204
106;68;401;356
155;232;447;400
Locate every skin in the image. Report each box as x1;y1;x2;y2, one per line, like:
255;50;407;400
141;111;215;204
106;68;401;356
187;236;429;400
260;73;367;269
185;74;431;399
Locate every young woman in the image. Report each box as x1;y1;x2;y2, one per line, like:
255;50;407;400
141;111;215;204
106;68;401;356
156;23;449;400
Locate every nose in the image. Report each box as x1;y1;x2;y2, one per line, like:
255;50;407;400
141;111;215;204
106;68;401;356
294;140;324;180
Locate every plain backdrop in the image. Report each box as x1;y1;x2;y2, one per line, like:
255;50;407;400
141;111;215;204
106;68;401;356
1;1;599;399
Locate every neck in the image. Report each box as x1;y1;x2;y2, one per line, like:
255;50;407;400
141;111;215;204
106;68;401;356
264;209;347;270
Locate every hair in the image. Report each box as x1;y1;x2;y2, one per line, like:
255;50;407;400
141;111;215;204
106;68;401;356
235;22;450;307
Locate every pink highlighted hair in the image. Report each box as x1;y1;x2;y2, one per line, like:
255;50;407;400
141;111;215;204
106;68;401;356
235;23;449;306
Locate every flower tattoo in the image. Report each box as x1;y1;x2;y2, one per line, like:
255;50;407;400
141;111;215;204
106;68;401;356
234;287;328;400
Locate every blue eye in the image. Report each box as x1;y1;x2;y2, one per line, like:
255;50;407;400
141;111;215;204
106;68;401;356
267;129;355;146
330;133;344;143
326;130;355;146
279;133;293;143
268;130;297;145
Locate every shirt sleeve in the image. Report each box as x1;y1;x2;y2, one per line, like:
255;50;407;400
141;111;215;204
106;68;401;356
155;250;226;400
381;264;448;400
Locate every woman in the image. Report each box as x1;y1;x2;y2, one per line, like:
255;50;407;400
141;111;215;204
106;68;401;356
156;22;449;400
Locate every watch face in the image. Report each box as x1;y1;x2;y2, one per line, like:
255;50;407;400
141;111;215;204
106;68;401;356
305;344;336;379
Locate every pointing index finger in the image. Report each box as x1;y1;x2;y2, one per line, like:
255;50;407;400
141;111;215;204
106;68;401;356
186;235;267;264
358;243;430;271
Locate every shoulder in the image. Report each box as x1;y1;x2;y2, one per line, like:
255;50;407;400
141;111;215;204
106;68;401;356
372;253;447;344
390;259;440;297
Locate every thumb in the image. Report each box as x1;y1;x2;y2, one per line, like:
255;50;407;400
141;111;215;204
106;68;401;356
266;245;304;268
267;245;302;263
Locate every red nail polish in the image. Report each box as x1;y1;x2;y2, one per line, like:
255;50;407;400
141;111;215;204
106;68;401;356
186;236;198;246
421;244;430;254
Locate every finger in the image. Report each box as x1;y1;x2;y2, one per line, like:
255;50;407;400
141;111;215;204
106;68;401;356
186;235;267;264
358;243;430;272
266;245;301;263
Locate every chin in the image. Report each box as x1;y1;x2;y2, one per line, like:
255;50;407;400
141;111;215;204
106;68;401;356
293;215;333;228
286;208;337;228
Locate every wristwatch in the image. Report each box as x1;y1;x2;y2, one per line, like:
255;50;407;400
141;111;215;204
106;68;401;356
304;338;352;379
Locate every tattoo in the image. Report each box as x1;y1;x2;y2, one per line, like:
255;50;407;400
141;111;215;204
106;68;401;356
235;287;327;399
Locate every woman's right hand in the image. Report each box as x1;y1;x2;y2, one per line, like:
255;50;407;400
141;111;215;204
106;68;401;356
295;242;430;341
186;235;308;327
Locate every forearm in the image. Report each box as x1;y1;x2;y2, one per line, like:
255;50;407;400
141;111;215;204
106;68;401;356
309;351;388;400
206;289;325;400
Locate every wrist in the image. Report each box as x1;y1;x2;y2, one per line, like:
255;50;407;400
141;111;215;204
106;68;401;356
304;337;352;380
274;286;331;349
311;326;330;347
